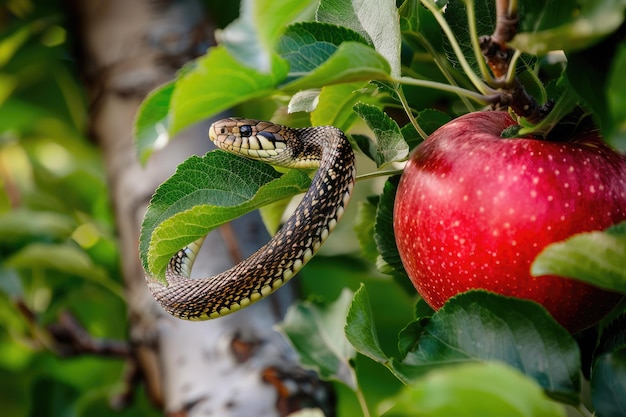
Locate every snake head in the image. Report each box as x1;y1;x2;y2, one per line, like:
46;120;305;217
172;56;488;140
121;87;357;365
208;118;292;164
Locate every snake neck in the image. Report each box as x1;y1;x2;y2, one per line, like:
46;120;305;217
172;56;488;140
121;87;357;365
147;125;356;320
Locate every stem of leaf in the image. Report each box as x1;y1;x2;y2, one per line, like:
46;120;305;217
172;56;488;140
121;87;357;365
419;0;495;96
463;0;495;85
356;169;404;182
504;48;522;86
355;384;372;417
394;76;497;106
576;403;594;417
397;86;428;140
508;0;518;17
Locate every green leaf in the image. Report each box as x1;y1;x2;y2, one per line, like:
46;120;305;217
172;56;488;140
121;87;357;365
531;222;626;294
399;108;451;151
374;176;412;289
565;26;626;152
278;289;357;389
281;42;391;92
597;314;626;357
606;41;626;151
5;243;124;299
442;0;495;74
513;0;626;55
399;0;421;33
310;82;371;130
133;81;174;164
0;209;74;244
169;46;288;135
395;291;581;404
345;285;389;365
278;21;369;85
0;266;22;298
288;89;321;113
383;362;566;417
140;150;310;280
591;347;626;417
354;196;380;264
218;0;316;72
316;0;401;78
353;103;409;167
397;319;426;360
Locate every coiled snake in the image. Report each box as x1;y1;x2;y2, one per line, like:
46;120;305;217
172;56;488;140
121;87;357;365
146;118;356;320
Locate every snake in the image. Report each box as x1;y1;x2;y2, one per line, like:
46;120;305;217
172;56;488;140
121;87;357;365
146;118;356;320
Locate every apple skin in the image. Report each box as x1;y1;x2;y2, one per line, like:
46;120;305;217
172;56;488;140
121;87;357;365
394;111;626;333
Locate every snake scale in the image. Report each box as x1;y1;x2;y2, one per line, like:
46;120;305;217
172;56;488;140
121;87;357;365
146;118;356;320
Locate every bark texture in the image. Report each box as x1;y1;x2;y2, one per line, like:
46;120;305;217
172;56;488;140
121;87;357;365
66;1;332;415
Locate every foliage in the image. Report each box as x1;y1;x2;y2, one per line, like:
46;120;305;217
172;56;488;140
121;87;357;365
135;0;626;415
3;0;626;416
0;2;158;416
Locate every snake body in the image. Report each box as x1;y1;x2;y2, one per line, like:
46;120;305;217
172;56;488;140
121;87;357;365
146;118;356;320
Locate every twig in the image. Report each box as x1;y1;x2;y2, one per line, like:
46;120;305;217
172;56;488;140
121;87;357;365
47;311;130;358
478;0;552;124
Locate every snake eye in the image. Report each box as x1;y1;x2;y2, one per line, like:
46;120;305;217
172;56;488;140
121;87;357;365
239;125;253;137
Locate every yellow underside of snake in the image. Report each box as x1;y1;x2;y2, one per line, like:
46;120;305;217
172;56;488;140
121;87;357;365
146;118;356;320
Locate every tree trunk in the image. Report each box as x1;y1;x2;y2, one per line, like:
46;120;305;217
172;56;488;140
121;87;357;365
66;1;333;415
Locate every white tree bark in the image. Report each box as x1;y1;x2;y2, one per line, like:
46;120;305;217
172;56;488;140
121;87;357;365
67;1;332;415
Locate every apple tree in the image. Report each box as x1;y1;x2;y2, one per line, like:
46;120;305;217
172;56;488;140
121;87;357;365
136;0;626;416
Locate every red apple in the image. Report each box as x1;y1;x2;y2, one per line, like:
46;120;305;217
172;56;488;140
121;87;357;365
393;111;626;333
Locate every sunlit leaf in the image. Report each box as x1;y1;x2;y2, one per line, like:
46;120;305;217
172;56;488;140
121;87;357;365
133;81;174;164
169;46;288;135
384;362;566;417
140;150;310;281
531;222;626;294
281;42;391;92
219;0;316;72
317;0;401;77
